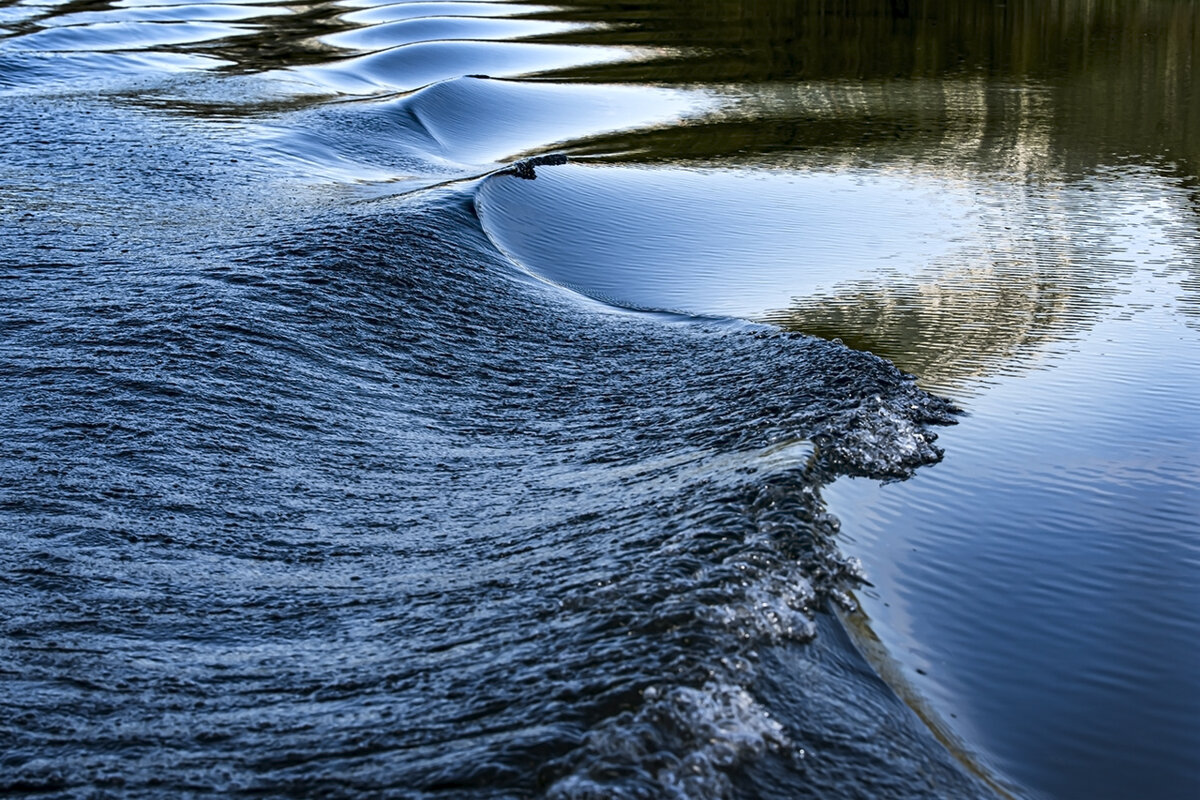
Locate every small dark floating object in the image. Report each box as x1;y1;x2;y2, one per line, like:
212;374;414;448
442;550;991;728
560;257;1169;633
502;153;569;180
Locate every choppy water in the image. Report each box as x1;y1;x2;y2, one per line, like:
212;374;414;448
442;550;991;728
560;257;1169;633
2;2;1198;799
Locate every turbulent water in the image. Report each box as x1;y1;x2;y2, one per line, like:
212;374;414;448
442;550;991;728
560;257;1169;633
2;2;1198;799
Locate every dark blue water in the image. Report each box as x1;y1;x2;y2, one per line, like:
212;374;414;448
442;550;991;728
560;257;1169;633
3;1;1199;798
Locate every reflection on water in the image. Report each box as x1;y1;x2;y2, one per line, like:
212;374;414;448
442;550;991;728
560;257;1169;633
761;168;1162;392
551;0;1200;165
6;19;258;51
3;1;1200;799
318;16;589;53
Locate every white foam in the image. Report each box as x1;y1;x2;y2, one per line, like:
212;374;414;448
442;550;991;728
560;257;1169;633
547;681;790;800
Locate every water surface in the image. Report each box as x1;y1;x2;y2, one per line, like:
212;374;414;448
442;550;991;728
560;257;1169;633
3;1;1198;798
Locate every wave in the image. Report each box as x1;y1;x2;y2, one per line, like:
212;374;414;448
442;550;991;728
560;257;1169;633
475;161;978;320
0;3;998;798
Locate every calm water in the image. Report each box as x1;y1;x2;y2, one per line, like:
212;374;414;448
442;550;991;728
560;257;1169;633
2;1;1198;798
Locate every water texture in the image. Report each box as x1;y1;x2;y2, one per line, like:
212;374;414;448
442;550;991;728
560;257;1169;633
2;1;1198;799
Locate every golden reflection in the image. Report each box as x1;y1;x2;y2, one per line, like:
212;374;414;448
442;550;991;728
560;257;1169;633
758;263;1087;393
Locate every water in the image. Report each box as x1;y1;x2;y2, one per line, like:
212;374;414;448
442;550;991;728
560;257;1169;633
2;1;1198;798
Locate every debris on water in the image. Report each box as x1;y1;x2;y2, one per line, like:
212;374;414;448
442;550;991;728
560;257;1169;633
503;152;569;180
